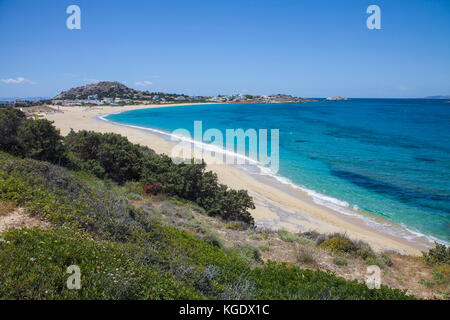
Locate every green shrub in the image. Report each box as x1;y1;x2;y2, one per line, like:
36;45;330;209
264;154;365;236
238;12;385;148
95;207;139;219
318;236;356;254
296;246;315;264
380;253;393;267
230;244;262;264
17;119;66;164
299;231;321;241
419;279;434;288
365;256;386;268
431;268;445;285
422;242;450;265
0;152;142;240
65;130;149;183
277;229;298;242
0;228;201;299
333;256;348;266
225;221;245;231
354;240;376;260
0;109;65;164
202;231;223;248
250;262;413;300
0;108;26;155
316;234;379;263
297;236;315;246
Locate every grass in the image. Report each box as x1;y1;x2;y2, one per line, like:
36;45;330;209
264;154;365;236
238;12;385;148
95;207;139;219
230;243;262;265
202;231;223;248
277;229;298;242
0;201;15;217
296;246;316;264
333;256;348;266
225;221;246;231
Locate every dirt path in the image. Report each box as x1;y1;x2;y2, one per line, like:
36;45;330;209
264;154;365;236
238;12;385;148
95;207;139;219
0;206;48;233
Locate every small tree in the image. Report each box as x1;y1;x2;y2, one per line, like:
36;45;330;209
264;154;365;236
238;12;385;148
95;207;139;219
422;242;450;265
0;108;26;155
17;119;66;164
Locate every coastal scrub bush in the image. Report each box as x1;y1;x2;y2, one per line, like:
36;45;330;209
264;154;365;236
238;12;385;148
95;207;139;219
354;240;376;260
0;109;65;164
225;221;245;231
431;268;446;285
0;228;201;299
422;242;450;265
333;256;348;266
365;256;388;268
212;187;255;225
202;231;223;248
380;253;393;267
249;262;412;300
318;236;356;254
297;235;315;246
65;130;149;183
230;243;262;264
0;152;140;239
277;229;298;242
296;246;316;264
17;119;66;164
315;233;379;262
0;108;26;155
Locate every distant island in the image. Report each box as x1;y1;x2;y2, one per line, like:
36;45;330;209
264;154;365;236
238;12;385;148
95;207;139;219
326;96;348;101
423;95;450;99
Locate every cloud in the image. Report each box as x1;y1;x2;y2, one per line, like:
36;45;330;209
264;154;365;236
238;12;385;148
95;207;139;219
135;81;153;87
1;77;37;85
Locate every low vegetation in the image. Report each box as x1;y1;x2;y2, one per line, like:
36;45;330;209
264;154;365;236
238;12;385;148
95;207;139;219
333;256;348;266
422;242;450;266
277;229;298;242
296;246;316;264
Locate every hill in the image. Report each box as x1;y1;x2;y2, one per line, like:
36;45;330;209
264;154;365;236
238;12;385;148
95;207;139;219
53;81;152;100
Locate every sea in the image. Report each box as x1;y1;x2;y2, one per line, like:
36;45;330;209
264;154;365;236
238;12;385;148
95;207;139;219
104;99;450;245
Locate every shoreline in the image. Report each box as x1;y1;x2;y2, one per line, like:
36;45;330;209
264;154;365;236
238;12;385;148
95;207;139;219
42;103;435;256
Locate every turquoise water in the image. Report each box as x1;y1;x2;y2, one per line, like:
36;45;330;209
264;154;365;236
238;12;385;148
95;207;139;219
105;100;450;243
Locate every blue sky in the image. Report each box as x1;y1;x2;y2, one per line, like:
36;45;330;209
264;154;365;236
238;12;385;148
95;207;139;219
0;0;449;98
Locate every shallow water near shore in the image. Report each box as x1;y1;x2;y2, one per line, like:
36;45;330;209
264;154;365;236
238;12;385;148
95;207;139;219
105;99;450;245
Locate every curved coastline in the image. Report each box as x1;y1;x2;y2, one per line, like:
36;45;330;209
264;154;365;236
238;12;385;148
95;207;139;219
43;104;437;255
100;106;447;248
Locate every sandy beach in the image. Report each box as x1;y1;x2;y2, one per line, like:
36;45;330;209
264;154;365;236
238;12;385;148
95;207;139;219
42;104;434;256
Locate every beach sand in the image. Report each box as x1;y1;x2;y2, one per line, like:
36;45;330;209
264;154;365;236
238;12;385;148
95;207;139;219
42;104;434;256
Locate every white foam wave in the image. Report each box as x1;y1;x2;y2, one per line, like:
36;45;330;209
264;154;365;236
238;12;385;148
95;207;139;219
248;162;449;246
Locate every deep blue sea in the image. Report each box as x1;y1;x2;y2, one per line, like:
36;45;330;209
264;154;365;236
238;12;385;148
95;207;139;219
105;99;450;244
